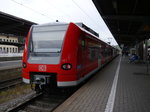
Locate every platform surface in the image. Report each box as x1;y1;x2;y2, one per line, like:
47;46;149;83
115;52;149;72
53;56;150;112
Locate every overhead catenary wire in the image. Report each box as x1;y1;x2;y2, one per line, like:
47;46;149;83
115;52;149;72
72;0;118;44
10;0;55;21
10;0;82;22
44;0;82;22
10;0;100;26
9;0;115;44
72;0;100;28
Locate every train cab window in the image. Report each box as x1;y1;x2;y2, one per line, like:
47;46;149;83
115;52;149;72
28;24;69;64
31;24;68;53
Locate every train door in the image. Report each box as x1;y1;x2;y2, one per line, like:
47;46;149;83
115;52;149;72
81;39;87;77
77;38;86;79
98;47;101;68
101;44;105;65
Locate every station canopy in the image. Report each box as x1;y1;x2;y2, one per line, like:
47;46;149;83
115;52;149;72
93;0;150;47
0;11;36;37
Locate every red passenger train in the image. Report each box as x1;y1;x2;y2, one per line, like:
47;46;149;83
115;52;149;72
22;22;118;91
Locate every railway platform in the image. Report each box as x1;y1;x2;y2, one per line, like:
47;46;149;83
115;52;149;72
0;60;21;70
53;55;150;112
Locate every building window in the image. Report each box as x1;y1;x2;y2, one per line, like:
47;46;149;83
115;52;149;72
15;48;17;53
7;48;9;53
3;47;5;52
10;48;11;53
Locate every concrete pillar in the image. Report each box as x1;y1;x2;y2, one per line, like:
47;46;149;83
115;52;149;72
138;41;144;60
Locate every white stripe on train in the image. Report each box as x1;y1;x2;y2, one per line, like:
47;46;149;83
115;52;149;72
23;64;101;87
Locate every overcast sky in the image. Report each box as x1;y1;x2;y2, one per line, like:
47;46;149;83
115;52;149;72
0;0;118;45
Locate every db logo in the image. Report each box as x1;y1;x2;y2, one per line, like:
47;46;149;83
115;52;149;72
38;65;47;71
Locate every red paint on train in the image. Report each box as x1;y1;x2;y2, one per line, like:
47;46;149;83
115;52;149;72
22;22;118;91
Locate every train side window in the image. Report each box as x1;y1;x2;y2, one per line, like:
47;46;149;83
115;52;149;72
97;47;101;59
89;47;96;61
82;40;85;47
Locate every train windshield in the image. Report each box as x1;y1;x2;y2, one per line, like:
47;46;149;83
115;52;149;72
30;24;68;53
28;24;68;64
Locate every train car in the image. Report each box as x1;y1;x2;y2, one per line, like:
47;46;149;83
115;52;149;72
22;22;118;92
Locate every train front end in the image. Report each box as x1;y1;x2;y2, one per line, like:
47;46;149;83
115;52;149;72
22;23;70;91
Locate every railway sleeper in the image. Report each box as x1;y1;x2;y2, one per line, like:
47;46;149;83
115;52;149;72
25;104;53;112
34;100;57;108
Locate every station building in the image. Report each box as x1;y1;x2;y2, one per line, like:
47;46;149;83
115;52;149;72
0;35;19;53
0;11;35;54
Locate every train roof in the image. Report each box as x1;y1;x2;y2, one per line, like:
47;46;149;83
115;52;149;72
33;22;68;27
74;23;108;45
75;23;99;37
32;22;117;49
76;23;118;49
34;22;98;38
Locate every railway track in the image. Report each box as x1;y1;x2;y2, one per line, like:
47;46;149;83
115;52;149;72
0;77;22;90
7;88;76;112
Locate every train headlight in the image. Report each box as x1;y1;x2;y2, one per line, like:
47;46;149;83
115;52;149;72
22;62;27;68
61;63;72;70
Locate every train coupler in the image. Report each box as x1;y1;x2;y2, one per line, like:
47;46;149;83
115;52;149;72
32;75;51;85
